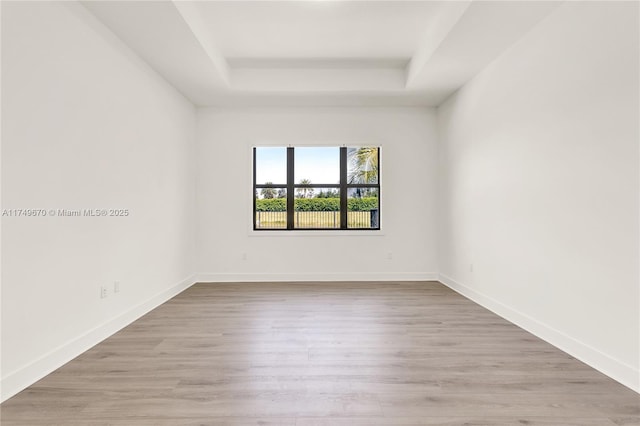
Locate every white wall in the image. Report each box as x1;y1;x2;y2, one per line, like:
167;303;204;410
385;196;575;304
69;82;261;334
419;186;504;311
196;107;437;282
1;2;196;401
437;1;639;391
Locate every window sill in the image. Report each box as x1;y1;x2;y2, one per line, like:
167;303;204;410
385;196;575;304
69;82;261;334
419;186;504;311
248;230;385;237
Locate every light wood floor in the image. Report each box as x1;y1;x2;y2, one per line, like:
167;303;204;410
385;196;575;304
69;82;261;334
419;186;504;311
1;281;638;425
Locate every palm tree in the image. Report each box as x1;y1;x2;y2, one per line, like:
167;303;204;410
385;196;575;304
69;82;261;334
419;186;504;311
260;182;277;199
348;147;378;185
296;179;314;198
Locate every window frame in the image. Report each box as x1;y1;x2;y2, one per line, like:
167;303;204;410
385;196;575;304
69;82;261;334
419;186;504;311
253;146;380;231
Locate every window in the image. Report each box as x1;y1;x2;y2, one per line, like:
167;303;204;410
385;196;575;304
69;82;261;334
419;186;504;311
254;146;380;231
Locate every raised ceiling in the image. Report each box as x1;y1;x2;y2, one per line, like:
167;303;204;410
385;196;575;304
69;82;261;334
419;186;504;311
82;1;561;107
196;1;442;58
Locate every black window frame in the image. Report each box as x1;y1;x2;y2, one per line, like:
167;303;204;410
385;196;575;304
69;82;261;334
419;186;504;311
253;146;380;231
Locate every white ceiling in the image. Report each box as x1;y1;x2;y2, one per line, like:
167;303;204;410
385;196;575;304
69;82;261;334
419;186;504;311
196;1;442;58
81;1;562;107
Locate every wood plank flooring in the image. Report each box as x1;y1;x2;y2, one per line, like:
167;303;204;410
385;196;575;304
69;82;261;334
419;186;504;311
1;281;638;425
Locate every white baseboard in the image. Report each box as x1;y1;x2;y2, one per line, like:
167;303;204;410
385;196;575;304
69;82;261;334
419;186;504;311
6;272;634;402
438;273;640;394
0;275;197;403
196;272;438;283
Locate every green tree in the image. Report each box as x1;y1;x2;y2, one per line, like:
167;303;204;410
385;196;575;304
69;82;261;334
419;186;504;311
296;179;314;198
326;189;339;198
260;182;277;199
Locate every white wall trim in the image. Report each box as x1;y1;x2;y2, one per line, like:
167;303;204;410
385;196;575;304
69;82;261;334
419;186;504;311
0;275;197;403
197;272;438;283
438;273;640;394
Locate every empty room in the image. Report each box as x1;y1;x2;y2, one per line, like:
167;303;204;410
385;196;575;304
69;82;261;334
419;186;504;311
1;0;639;424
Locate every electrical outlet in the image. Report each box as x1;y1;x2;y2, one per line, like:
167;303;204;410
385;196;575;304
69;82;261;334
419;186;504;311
100;286;108;299
470;264;474;272
114;281;120;293
242;252;247;261
387;252;393;260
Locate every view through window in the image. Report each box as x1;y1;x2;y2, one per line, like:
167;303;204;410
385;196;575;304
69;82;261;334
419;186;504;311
254;146;380;230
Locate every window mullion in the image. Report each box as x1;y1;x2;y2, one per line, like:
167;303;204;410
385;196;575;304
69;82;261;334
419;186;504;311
253;148;257;230
286;147;295;229
340;147;347;229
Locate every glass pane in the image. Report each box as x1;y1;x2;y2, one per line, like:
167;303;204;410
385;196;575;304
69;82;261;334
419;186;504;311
347;147;379;184
255;147;287;185
347;188;379;229
294;187;340;229
295;147;339;184
255;188;287;229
